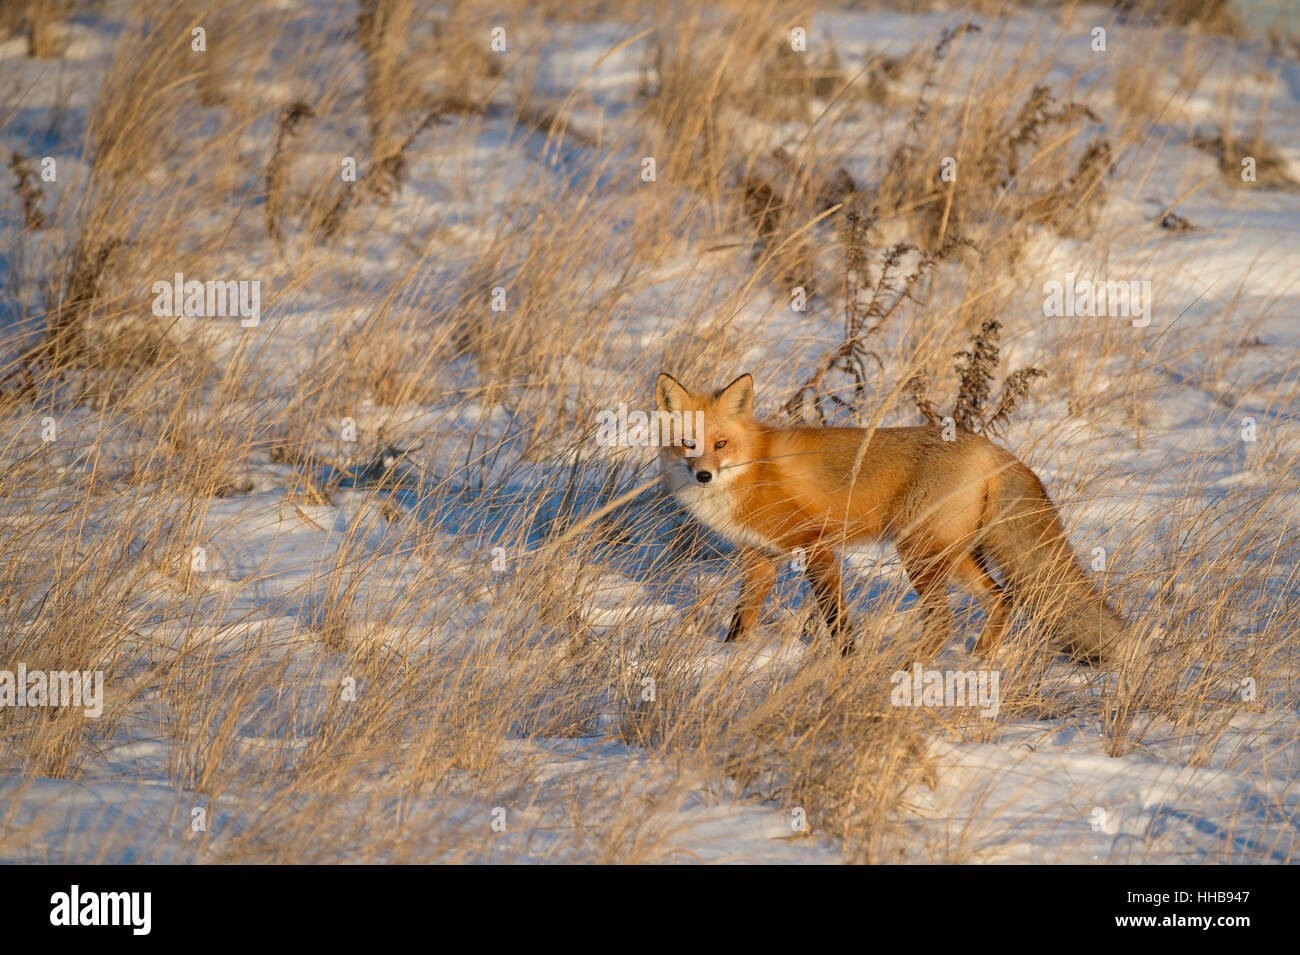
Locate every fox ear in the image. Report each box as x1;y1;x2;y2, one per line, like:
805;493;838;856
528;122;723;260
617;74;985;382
656;372;689;412
716;373;753;416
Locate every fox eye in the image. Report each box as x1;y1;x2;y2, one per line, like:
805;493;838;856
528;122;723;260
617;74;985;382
680;438;695;450
714;439;727;450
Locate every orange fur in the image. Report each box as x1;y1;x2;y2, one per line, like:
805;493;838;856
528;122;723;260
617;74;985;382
656;372;1128;662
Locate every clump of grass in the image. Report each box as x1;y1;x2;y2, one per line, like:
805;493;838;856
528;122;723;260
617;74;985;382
1021;137;1115;237
41;236;121;370
357;0;416;162
1119;0;1242;35
740;146;859;294
318;106;458;239
265;101;315;244
21;0;67;58
1192;126;1300;191
784;211;969;423
9;152;46;230
740;171;820;293
908;319;1046;436
875;60;1109;250
638;7;780;202
752;38;847;118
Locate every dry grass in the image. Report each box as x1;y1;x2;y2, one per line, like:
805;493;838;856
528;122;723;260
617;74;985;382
0;0;1296;863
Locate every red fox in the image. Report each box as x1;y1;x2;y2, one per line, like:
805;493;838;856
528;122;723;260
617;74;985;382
656;372;1130;663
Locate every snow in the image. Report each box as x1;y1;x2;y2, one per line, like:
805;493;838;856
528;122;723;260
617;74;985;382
1;0;1297;863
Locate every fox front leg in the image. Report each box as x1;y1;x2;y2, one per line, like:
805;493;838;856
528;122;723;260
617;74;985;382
724;547;778;643
804;547;855;655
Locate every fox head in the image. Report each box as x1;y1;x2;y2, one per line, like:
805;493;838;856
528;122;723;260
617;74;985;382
655;372;759;487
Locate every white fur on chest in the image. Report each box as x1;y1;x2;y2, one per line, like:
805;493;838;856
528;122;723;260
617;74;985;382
672;483;774;551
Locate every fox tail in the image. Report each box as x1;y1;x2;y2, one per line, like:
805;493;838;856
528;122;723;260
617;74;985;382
981;463;1132;665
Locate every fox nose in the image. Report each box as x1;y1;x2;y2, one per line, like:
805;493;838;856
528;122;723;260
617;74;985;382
695;470;712;484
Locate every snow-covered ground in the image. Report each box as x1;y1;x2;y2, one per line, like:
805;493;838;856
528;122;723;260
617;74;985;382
1;1;1297;863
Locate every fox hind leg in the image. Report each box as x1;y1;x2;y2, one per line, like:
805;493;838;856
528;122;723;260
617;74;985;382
898;538;960;659
952;548;1012;657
